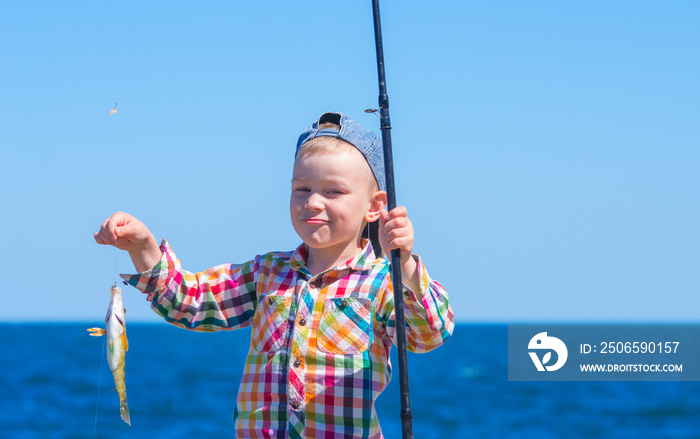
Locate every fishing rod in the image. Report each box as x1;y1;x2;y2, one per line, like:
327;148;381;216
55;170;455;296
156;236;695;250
369;1;414;438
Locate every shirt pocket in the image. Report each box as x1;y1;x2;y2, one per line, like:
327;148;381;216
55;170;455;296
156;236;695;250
251;295;293;352
317;297;372;355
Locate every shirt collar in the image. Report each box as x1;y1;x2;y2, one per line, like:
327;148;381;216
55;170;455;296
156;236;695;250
289;243;308;273
289;239;380;274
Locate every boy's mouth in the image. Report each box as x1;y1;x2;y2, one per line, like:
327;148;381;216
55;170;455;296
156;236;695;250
302;218;329;225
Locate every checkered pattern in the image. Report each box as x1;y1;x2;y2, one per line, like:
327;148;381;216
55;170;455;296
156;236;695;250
122;239;454;438
318;298;372;355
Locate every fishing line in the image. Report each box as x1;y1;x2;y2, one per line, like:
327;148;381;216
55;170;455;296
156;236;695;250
108;0;133;283
93;4;133;432
112;91;128;283
114;254;119;285
114;91;128;211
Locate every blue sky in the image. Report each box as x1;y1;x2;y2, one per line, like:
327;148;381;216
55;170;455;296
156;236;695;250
1;1;698;323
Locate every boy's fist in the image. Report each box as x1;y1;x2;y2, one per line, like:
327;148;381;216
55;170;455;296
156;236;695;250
378;206;420;291
95;212;161;272
378;206;414;261
94;212;150;251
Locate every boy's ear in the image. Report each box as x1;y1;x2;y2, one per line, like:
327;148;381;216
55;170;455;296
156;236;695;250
366;191;387;222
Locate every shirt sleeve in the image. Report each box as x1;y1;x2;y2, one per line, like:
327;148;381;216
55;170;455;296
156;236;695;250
379;254;455;353
120;239;259;332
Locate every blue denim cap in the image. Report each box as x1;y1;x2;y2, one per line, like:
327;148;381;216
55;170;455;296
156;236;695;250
296;112;386;192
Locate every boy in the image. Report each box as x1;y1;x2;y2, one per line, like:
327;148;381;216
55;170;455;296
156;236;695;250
95;112;454;438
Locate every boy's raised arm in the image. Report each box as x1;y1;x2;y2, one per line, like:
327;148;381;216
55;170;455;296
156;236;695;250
94;211;163;273
378;205;454;351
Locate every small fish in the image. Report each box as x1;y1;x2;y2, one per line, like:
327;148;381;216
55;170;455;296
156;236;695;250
88;284;131;425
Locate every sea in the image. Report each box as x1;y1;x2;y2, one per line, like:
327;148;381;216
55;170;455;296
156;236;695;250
2;323;699;439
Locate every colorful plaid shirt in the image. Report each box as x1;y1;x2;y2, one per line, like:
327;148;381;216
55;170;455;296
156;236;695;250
122;239;454;438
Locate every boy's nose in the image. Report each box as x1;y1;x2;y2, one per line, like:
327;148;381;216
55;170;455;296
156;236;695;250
304;193;324;210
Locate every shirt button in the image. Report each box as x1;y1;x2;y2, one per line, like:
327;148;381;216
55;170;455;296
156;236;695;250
293;359;301;368
339;300;348;309
299;318;307;326
267;297;275;305
291;401;300;410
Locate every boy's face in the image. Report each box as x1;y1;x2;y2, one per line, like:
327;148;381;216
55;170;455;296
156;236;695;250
290;147;382;258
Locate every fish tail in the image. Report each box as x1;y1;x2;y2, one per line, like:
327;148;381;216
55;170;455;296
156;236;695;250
120;400;131;426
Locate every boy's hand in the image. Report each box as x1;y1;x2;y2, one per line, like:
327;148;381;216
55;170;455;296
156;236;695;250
94;212;162;272
378;206;420;292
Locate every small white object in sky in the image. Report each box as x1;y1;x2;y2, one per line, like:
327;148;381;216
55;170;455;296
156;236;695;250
109;102;118;116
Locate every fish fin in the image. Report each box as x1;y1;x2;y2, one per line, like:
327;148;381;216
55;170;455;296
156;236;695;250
120;401;131;426
122;332;129;351
87;327;106;336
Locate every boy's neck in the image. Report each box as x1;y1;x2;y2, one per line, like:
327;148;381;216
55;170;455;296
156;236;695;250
305;240;363;276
